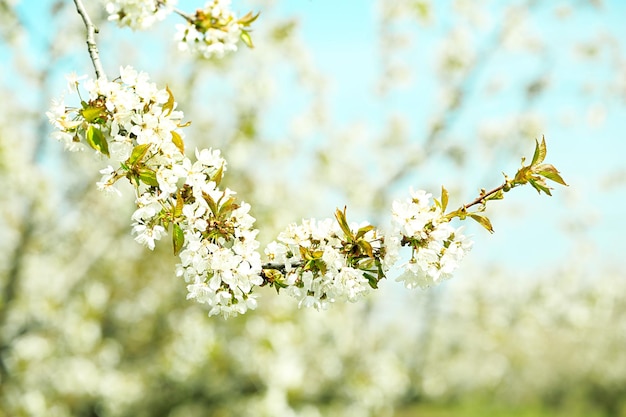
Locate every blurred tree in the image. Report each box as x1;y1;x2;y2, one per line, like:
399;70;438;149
0;1;624;416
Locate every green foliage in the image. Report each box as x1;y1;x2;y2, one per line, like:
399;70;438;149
444;137;566;233
85;124;109;156
513;137;567;196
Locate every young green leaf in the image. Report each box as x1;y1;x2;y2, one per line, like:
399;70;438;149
212;164;224;187
174;191;184;218
81;106;106;124
172;223;185;256
530;136;547;166
364;273;379;289
240;31;254;48
163;85;175;116
238;11;260;25
334;207;353;242
217;195;237;217
357;240;374;258
355;224;375;240
528;178;552;196
203;191;219;216
534;164;568;186
171;130;185;154
128;143;152;166
441;185;449;212
138;168;159;187
485;189;504;201
469;213;494;233
85;125;110;157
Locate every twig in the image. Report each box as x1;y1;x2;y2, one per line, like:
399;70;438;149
173;7;196;24
261;261;303;272
463;183;506;210
73;0;106;80
156;0;196;24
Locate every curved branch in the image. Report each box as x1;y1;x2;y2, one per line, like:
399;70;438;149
73;0;106;80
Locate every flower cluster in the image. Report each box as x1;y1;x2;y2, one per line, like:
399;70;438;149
390;189;473;289
171;174;264;319
105;0;177;30
46;66;186;191
174;0;258;59
47;66;263;318
263;210;387;310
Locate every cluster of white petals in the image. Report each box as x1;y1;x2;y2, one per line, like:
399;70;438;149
49;66;475;318
47;66;264;318
47;66;186;195
130;147;264;318
265;218;381;310
174;0;244;59
390;189;473;288
105;0;177;30
175;193;263;318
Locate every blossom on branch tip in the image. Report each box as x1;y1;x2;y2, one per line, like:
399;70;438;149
174;0;258;59
105;0;177;30
390;189;473;288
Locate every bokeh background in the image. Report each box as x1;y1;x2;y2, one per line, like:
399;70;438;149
1;0;625;416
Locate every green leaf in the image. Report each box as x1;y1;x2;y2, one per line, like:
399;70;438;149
483;189;505;202
469;213;494;233
171;130;184;154
530;136;547;166
203;191;219;216
355;224;375;240
238;11;260;25
513;165;532;185
364;273;379;289
85;125;110;157
529;178;552;196
217;195;237;217
81;106;106;124
300;246;313;261
441;185;449;212
334;207;353;242
212;164;224;187
534;164;567;186
128;143;152;166
357;240;374;258
163;85;175;116
240;30;254;48
174;191;184;218
138;168;159;187
172;223;185;256
358;258;375;270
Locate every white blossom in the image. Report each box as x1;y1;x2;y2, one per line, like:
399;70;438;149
390;189;473;289
105;0;177;30
132;223;166;250
174;0;244;59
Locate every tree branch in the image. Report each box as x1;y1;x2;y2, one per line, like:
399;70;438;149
73;0;106;80
261;261;304;273
462;183;506;210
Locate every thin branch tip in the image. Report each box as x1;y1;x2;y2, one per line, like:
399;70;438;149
73;0;106;80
